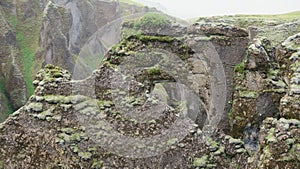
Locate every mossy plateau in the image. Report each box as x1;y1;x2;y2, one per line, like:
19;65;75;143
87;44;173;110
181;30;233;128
133;12;171;30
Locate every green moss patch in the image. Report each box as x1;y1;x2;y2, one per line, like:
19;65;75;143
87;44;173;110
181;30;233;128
234;61;245;75
239;90;258;99
132;34;174;43
147;67;162;75
119;0;143;7
78;152;92;161
133;12;171;30
193;155;208;167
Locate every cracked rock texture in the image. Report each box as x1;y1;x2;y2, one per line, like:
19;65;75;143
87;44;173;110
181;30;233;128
0;0;150;121
0;1;300;169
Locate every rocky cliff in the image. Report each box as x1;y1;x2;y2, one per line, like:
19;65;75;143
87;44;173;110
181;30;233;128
0;0;150;121
0;10;300;168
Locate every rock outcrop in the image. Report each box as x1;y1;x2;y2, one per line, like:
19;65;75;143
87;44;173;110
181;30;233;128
277;33;300;119
229;13;300;153
0;0;150;121
253;118;300;168
0;2;300;168
0;23;251;167
37;0;150;71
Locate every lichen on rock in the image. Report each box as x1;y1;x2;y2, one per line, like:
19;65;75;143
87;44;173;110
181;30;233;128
1;6;300;168
254;118;300;168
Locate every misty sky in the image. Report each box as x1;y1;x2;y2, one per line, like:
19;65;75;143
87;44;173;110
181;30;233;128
133;0;300;19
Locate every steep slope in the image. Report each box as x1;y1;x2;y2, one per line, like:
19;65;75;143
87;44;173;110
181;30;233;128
0;21;250;167
0;1;31;121
1;2;300;168
37;0;150;71
1;13;300;168
228;13;300;151
0;0;149;122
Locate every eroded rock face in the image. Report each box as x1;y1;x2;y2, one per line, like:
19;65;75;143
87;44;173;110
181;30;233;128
246;39;270;71
253;118;300;168
197;22;249;37
1;63;298;168
0;3;27;120
0;0;149;121
0;32;249;168
0;0;64;121
190;22;250;131
1;3;300;168
0;15;256;166
277;33;300;120
37;0;150;71
230;38;285;142
230;18;300;150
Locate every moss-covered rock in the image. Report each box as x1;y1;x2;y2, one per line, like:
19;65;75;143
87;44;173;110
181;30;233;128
133;12;171;30
193;155;208;167
26;102;43;112
277;33;300;120
195;22;248;37
254;118;300;168
1;9;300;168
0;26;249;168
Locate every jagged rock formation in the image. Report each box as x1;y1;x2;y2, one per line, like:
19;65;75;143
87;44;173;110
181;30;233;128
0;2;300;168
0;0;150;121
0;1;27;120
38;0;152;71
227;14;300;152
195;22;249;131
1;12;300;168
278;33;300;119
254;118;300;168
0;21;252;167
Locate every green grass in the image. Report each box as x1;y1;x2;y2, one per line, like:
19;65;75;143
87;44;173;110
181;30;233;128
234;61;245;75
231;11;300;21
197;11;300;29
0;77;14;115
233;60;246;81
147;67;162;75
119;0;143;6
121;27;142;39
204;11;300;21
134;12;171;30
8;5;42;97
196;11;300;49
16;32;35;96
